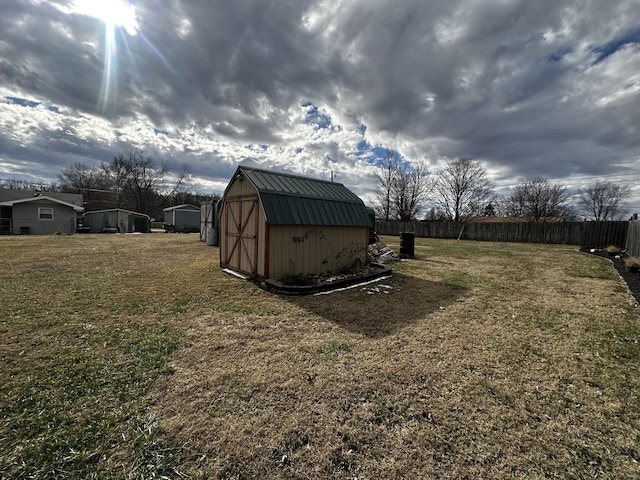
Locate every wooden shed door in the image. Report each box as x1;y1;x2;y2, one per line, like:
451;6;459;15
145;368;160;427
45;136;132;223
200;202;213;241
222;195;259;276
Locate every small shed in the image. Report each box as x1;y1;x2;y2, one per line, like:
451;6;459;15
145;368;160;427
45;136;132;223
163;204;200;232
220;166;371;280
83;209;151;233
0;195;84;235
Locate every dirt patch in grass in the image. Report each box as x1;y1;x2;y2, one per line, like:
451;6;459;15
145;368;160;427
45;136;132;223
2;234;640;479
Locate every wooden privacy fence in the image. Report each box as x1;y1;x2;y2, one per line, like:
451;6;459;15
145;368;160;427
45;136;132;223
375;220;629;250
626;220;640;256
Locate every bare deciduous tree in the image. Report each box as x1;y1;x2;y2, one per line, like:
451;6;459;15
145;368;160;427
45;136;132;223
58;162;116;210
103;149;189;217
1;179;57;191
374;150;432;221
59;162;111;191
393;160;432;221
374;149;398;221
483;203;496;217
577;181;630;221
433;158;493;222
505;177;572;221
58;151;190;217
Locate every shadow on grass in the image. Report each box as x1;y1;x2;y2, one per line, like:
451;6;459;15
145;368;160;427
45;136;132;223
289;273;469;338
421;257;456;266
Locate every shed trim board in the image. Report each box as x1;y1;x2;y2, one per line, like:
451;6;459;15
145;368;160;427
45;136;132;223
220;166;370;280
264;223;271;279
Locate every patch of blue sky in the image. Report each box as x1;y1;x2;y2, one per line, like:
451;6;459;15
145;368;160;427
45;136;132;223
354;139;406;168
371;145;392;160
546;48;571;63
47;105;60;113
154;128;170;136
245;144;269;151
356;139;369;154
357;123;367;135
4;96;40;108
301;101;332;129
592;27;640;65
295;147;304;154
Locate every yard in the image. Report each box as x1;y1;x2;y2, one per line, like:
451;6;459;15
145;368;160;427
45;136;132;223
1;234;639;479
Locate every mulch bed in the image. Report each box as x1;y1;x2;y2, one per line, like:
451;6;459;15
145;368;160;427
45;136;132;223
263;263;392;295
589;251;640;305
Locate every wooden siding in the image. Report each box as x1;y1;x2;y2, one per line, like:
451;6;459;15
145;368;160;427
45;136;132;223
581;221;629;250
267;224;368;280
220;176;267;278
221;172;369;280
223;196;260;276
626;220;640;257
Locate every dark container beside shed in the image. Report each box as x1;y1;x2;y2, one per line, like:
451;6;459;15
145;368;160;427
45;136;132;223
399;232;415;258
206;227;219;246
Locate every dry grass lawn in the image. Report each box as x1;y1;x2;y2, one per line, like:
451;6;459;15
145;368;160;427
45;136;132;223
1;233;640;479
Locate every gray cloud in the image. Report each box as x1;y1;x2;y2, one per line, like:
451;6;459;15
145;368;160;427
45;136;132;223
1;0;639;208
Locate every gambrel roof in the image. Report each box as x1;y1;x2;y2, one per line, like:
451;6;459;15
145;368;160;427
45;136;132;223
227;166;371;227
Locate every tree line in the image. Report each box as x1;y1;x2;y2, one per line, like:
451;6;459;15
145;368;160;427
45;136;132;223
4;150;629;223
375;153;631;222
3;150;218;221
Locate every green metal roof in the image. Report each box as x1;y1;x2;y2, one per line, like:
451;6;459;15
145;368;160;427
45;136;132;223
233;166;371;227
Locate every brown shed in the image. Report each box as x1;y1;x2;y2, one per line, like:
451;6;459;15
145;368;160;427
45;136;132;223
220;166;371;280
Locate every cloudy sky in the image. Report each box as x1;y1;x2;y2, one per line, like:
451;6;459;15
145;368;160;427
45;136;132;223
1;0;639;210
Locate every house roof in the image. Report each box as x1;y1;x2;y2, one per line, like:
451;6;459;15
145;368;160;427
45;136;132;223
0;189;83;206
163;204;200;212
84;208;150;219
0;195;84;212
228;166;371;227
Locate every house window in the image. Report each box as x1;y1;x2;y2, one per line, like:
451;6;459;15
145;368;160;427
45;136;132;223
38;207;54;220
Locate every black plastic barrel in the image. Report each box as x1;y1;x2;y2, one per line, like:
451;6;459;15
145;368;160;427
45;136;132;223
399;232;415;258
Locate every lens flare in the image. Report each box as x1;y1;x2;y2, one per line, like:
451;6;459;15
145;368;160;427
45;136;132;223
71;0;139;112
72;0;139;36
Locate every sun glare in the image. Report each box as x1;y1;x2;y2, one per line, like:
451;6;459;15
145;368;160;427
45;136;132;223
72;0;139;35
67;0;141;112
